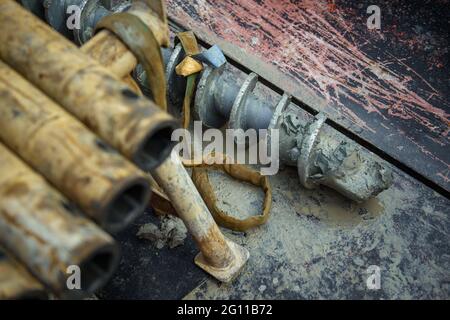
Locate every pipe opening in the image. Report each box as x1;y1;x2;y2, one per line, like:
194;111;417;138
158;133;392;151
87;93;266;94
79;248;117;294
134;126;175;171
105;180;150;233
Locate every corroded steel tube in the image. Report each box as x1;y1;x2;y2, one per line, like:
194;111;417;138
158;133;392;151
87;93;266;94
0;252;48;300
153;152;249;283
0;0;177;171
0;61;151;233
0;143;120;297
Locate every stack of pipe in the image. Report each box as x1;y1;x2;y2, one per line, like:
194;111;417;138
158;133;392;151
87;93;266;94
0;141;120;298
0;0;179;299
0;0;249;296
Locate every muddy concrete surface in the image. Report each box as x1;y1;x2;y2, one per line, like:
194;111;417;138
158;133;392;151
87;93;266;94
184;164;449;299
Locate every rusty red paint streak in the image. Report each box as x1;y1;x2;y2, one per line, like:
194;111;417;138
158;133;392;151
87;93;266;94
167;0;450;187
168;0;449;136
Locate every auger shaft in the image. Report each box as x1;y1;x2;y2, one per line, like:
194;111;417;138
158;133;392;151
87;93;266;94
144;45;394;202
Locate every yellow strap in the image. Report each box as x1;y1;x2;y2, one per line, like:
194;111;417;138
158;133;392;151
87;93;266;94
176;31;201;56
185;153;272;232
175;31;203;129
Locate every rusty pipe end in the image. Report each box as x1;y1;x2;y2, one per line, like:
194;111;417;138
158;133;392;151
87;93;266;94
77;242;120;294
61;242;120;299
131;119;178;171
194;239;249;283
100;176;151;233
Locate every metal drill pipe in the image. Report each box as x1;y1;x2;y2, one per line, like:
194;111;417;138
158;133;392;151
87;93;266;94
0;252;48;300
0;0;177;171
0;143;120;297
0;61;151;233
196;58;391;202
152;152;249;283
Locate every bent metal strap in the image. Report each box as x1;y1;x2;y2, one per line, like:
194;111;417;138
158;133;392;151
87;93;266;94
175;31;203;129
186;153;272;232
95;12;167;111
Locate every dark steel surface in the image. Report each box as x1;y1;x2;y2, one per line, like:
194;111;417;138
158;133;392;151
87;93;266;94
98;210;206;299
166;0;450;192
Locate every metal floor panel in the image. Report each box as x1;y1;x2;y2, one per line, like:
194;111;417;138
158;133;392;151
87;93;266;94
98;211;206;300
166;0;450;192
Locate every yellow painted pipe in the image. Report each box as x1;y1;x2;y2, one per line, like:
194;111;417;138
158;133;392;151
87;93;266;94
0;61;151;233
